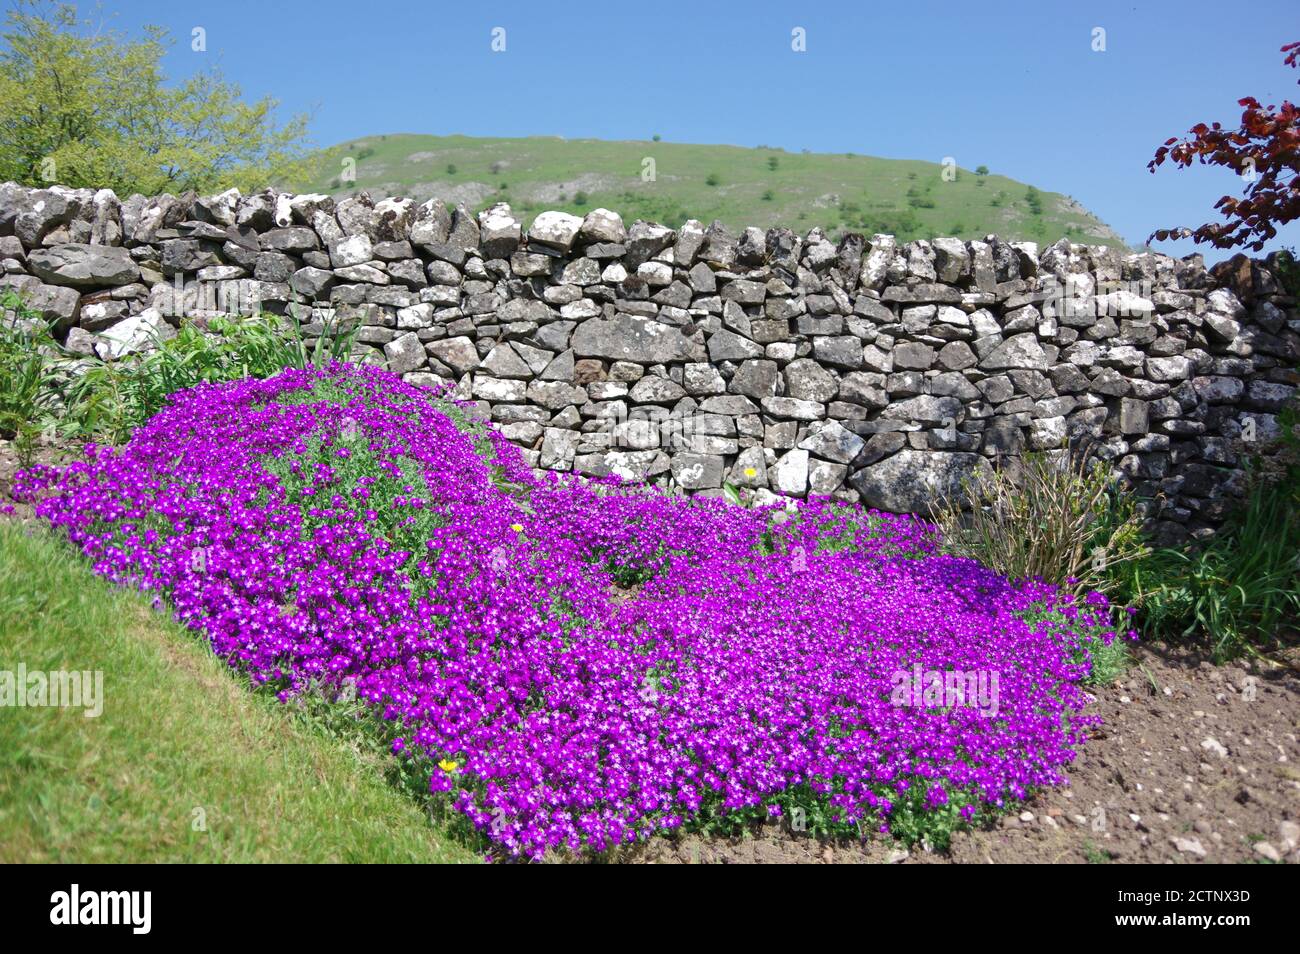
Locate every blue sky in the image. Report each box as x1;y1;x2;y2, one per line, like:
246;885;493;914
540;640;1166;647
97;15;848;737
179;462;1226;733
47;0;1300;261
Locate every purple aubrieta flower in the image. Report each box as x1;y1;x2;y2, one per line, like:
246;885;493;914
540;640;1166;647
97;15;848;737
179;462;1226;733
15;362;1126;860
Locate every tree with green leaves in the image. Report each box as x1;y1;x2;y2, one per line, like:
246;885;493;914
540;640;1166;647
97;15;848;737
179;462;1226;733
0;1;311;195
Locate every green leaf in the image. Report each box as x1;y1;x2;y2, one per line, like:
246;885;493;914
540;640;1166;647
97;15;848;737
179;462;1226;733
722;482;742;507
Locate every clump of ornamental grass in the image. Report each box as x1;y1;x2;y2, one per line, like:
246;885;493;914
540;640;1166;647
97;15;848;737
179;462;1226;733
18;363;1131;860
930;447;1145;683
930;446;1148;600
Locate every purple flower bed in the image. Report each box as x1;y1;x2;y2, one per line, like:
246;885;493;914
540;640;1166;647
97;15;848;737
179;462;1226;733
18;363;1126;858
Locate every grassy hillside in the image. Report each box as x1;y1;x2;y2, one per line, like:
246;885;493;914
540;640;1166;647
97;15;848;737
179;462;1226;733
304;133;1124;248
0;522;476;863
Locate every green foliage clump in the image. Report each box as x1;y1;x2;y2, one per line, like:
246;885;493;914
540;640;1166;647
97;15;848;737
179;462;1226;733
0;289;59;464
61;309;359;444
1271;248;1300;297
1114;406;1300;660
0;289;360;448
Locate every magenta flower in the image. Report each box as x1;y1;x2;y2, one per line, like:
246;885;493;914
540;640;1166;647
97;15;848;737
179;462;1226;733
17;363;1119;859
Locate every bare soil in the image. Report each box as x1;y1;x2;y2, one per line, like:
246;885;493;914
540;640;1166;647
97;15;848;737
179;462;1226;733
628;643;1300;864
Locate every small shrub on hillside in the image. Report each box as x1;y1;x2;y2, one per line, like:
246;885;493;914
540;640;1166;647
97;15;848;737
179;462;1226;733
1025;186;1044;215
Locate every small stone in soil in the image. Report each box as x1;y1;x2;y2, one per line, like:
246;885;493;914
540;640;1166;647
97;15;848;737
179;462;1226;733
1279;820;1300;852
1201;737;1229;758
1171;836;1207;858
1252;842;1281;862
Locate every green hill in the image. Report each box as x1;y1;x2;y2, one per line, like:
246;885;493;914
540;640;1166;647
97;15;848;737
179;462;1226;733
303;133;1124;248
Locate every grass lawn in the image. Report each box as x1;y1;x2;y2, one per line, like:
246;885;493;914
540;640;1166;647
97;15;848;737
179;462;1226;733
0;522;476;864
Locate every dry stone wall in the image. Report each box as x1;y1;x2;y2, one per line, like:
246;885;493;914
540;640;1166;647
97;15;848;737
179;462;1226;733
3;182;1298;544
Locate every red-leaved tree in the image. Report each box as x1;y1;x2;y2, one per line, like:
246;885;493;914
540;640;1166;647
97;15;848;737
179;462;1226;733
1148;42;1300;251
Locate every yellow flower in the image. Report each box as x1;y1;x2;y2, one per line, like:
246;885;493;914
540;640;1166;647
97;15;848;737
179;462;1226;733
510;523;524;532
744;467;757;478
438;759;459;773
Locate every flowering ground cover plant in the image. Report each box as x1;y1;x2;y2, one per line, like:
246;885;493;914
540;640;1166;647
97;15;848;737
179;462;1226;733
17;363;1129;859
